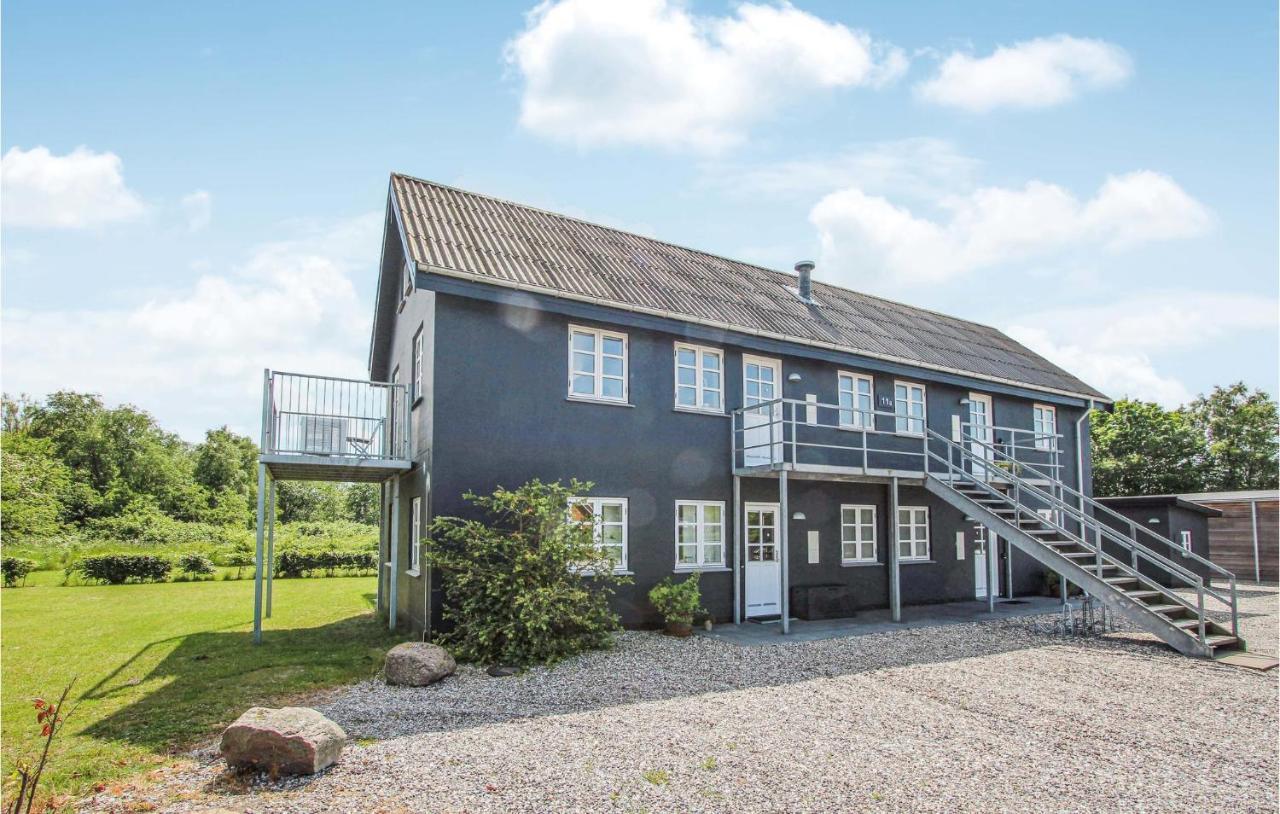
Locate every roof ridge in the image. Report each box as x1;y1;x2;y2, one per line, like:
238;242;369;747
389;171;1005;335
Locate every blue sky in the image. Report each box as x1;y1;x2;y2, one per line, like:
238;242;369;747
3;0;1276;441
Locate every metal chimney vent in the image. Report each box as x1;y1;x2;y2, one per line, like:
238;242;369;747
795;261;815;302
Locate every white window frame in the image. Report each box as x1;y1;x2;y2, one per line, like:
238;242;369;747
674;500;726;569
411;326;424;404
1033;404;1057;450
897;506;930;562
673;342;724;414
838;372;874;429
1179;529;1192;551
568;325;628;404
408;496;422;575
894;380;927;436
840;504;877;564
569;496;629;572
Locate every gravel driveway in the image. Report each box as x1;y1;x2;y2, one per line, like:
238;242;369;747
85;585;1279;814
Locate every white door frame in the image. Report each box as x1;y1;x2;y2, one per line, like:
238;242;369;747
973;526;988;599
967;392;994;480
742;355;782;467
744;501;781;618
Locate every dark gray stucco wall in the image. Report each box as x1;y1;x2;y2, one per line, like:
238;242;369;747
1098;501;1215;586
415;292;1079;629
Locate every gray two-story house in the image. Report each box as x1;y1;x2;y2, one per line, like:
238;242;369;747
251;173;1245;659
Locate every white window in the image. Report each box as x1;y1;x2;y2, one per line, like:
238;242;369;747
894;381;926;435
569;325;628;403
841;505;877;563
411;327;424;402
675;500;725;568
1180;530;1192;551
673;343;723;412
570;496;628;571
1033;404;1057;450
409;496;422;574
897;506;930;561
839;372;874;429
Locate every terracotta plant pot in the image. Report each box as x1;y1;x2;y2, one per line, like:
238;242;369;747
664;621;693;637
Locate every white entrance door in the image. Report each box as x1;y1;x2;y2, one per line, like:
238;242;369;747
742;356;782;467
967;393;994;480
973;525;988;598
744;503;781;617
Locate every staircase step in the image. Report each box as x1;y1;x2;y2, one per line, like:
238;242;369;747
1104;577;1138;586
1146;604;1187;615
1203;635;1237;649
1024;529;1059;536
1125;589;1163;601
1061;551;1095;559
1172;619;1199;630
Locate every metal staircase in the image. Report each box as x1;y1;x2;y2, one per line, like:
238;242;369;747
923;428;1243;659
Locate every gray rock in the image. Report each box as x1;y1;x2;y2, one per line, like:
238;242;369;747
384;641;456;686
219;706;345;775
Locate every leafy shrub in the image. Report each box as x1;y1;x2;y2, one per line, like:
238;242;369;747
73;554;171;585
2;556;37;587
275;547;376;578
426;479;628;667
649;573;703;628
177;552;215;578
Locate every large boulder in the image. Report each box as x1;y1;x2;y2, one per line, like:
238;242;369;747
384;642;456;686
220;706;346;775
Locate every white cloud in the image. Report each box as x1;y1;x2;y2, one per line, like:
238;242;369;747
1;146;147;229
916;35;1132;112
1007;293;1278;406
0;213;381;440
702;137;981;201
810;170;1212;289
506;0;907;151
180;190;212;232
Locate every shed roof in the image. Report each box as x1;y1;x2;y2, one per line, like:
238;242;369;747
389;173;1110;402
1096;495;1225;517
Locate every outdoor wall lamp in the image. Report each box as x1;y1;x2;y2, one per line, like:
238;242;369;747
959;398;972;405
788;373;802;382
792;511;806;520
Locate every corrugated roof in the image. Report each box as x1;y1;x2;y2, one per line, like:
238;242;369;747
390;173;1109;401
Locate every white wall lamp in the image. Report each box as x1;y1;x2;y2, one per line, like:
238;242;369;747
792;511;806;521
788;373;802;382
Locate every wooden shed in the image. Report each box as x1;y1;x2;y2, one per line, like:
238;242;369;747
1182;490;1279;583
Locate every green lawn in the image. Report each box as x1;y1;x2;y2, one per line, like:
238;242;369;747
1;572;403;803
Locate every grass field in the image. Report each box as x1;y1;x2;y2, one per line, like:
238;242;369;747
1;572;402;805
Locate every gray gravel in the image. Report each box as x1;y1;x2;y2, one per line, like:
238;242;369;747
82;585;1279;814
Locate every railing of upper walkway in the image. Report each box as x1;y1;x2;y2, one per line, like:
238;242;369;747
730;397;1062;479
261;370;411;461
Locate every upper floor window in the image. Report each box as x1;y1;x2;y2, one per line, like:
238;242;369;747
569;325;627;403
1033;404;1057;450
674;343;723;413
675;500;725;569
839;372;874;429
897;506;930;561
570;496;629;572
411;326;424;403
894;381;926;435
409;495;422;574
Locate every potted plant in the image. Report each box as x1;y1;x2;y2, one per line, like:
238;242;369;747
649;573;704;637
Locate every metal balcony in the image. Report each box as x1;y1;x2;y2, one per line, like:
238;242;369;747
258;369;413;483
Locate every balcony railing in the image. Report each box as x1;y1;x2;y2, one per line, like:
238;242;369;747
730;397;1062;478
261;370;411;461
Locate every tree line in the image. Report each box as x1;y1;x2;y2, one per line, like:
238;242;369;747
1;391;378;544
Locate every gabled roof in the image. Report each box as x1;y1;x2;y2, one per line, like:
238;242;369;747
389;173;1110;402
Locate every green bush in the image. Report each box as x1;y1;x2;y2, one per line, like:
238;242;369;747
426;479;628;667
2;556;37;587
275;547;376;578
177;552;216;578
649;573;703;628
73;554;172;585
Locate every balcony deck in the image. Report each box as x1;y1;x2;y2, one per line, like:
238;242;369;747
259;370;412;483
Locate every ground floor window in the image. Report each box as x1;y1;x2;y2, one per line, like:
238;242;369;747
841;504;877;563
1180;530;1192;551
897;506;930;561
570;496;629;571
675;500;725;568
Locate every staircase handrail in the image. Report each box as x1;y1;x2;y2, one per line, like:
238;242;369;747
926;428;1236;619
924;431;1215;619
948;427;1237;584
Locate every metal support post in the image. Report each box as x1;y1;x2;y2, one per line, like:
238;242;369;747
779;470;790;634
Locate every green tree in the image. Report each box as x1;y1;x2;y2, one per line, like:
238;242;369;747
275;481;344;523
343;484;379;525
1186;383;1279;491
0;434;73;540
1090;399;1206;496
193;427;257;495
